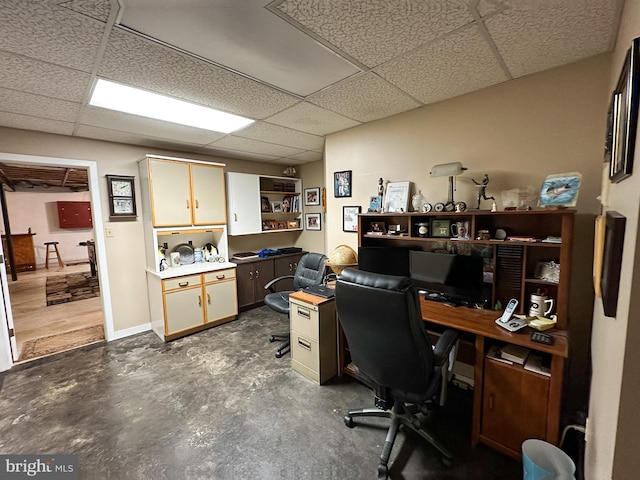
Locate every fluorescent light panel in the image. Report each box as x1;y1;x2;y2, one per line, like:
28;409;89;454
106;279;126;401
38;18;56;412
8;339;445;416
89;79;254;133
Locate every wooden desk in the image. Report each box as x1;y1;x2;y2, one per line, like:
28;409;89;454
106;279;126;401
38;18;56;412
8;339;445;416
421;298;568;459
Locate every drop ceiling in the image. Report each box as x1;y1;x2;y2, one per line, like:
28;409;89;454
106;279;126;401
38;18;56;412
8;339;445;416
0;0;623;168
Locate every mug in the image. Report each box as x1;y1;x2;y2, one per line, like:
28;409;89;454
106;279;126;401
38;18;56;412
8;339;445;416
450;221;470;240
529;294;554;317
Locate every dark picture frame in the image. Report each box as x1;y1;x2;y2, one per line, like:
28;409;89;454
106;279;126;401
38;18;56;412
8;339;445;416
260;196;271;212
106;174;137;218
342;206;361;232
304;187;320;206
600;211;626;317
305;213;321;231
334;170;352;197
609;37;640;183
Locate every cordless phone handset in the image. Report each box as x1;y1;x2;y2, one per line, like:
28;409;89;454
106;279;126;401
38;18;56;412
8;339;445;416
499;298;518;323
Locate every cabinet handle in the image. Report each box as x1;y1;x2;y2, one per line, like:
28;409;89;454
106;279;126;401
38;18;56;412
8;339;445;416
186;199;190;209
178;281;189;287
255;270;260;279
195;199;199;209
297;338;311;351
198;295;202;307
249;271;253;280
293;262;298;270
488;393;494;411
216;274;225;280
207;293;211;304
297;307;310;319
289;263;293;271
234;213;237;222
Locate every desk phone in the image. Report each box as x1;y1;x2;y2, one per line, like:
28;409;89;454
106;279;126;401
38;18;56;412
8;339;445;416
495;298;528;332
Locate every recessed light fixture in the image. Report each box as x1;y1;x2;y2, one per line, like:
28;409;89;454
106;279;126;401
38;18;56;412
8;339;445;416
89;78;254;134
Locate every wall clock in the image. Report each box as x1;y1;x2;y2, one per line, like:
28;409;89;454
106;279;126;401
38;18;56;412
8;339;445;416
106;175;137;218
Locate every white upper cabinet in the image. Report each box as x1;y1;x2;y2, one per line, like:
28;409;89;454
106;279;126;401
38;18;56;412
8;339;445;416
226;172;263;235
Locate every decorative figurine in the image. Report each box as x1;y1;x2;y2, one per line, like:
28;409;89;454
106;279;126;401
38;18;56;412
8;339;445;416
473;174;495;210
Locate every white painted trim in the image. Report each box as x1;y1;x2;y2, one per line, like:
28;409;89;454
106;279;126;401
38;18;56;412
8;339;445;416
0;152;115;370
112;323;152;340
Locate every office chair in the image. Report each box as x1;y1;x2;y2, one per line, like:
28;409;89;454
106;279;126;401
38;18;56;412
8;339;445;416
335;268;459;479
264;252;328;358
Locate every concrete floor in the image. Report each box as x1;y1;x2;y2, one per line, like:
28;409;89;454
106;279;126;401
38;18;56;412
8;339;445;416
0;306;521;480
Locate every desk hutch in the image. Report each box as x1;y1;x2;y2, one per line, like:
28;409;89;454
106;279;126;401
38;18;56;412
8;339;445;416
342;209;574;459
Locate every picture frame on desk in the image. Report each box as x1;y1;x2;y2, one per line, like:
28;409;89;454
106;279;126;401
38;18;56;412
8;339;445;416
383;181;410;213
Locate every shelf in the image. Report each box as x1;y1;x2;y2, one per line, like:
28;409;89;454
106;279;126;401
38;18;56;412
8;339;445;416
261;190;300;195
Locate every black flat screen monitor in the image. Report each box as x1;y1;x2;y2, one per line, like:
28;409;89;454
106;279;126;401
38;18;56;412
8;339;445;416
357;246;411;277
409;250;486;305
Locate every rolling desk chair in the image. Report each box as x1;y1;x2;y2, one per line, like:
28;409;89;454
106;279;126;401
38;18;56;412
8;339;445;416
264;252;328;358
335;268;459;479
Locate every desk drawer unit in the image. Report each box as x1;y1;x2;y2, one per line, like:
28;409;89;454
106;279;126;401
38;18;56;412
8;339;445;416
289;294;337;385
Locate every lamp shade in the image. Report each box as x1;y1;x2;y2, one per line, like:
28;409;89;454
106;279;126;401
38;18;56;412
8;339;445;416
429;162;466;177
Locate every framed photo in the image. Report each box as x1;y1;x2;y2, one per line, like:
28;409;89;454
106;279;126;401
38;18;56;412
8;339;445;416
609;38;639;183
383;181;410;213
277;221;287;230
287;220;299;229
368;195;382;212
343;206;361;232
431;219;451;238
334;170;352;197
304;187;320;206
271;201;283;213
600;211;626;317
538;172;582;208
261;196;271;212
106;175;137;218
369;221;386;234
305;213;321;231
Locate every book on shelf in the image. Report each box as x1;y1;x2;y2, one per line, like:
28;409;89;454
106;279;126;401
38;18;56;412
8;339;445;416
524;354;551;376
486;345;513;365
541;236;562;243
499;344;531;364
507;236;537;242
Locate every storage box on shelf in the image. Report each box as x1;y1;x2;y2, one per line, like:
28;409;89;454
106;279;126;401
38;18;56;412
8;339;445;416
226;172;303;235
138;155;237;341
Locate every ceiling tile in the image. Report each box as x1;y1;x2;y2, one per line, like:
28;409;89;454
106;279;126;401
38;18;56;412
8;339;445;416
375;25;508;105
276;0;473;67
0;0;105;72
75;124;204;152
210;136;305;158
308;72;421;123
0;51;91;102
196;146;279;163
59;0;112;22
265;102;361;136
0;88;80;122
79;107;226;145
486;0;619;78
99;28;300;120
283;150;323;163
0;112;74;136
235;122;324;151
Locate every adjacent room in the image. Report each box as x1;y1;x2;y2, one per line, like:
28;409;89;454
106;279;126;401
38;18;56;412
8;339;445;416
1;1;639;479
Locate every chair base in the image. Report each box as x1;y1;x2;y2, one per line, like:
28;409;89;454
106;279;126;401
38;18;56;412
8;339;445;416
268;333;290;358
344;402;453;479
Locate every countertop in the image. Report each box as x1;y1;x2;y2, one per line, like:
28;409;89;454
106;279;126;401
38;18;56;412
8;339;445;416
147;261;237;279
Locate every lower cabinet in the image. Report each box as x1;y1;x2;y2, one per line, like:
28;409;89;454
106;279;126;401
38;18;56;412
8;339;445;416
148;268;238;341
235;252;305;311
480;357;549;455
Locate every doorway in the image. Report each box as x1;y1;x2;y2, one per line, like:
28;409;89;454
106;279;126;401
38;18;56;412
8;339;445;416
0;152;114;369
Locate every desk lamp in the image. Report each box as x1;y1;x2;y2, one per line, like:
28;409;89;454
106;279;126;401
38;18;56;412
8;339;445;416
429;161;468;212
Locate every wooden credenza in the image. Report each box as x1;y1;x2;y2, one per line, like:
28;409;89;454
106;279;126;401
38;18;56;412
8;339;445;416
2;233;36;273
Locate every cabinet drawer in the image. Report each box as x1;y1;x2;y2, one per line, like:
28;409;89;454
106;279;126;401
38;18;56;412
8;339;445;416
291;332;319;373
162;275;202;291
203;268;236;283
290;300;319;340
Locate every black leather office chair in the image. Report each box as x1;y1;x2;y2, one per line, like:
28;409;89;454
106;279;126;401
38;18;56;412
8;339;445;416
264;252;328;358
335;268;459;479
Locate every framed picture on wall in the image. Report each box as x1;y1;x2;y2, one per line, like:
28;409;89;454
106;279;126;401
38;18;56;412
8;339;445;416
304;187;320;206
305;213;321;231
600;211;626;317
334;170;352;197
342;206;361;232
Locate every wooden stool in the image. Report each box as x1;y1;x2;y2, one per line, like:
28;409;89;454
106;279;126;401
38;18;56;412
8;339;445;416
44;241;64;269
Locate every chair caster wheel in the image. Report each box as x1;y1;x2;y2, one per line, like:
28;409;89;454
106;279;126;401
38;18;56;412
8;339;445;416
275;351;283;358
269;335;276;343
377;464;388;480
344;415;354;428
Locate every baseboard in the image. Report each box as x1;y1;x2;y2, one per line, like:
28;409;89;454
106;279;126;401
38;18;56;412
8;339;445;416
111;323;152;341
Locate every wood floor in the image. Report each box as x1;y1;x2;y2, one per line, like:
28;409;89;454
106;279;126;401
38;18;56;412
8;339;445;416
7;263;104;363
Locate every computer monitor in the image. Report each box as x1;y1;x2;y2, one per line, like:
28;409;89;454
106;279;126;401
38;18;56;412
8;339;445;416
409;250;487;305
357;246;411;277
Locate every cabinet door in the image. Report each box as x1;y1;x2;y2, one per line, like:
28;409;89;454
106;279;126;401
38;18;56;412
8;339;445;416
226;173;261;235
163;286;204;334
149;159;192;226
191;163;226;225
253;260;275;303
236;262;257;310
205;280;238;323
481;359;549;453
273;254;303;292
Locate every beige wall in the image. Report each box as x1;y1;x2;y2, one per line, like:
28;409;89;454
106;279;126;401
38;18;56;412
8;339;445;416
586;0;640;478
0;127;321;336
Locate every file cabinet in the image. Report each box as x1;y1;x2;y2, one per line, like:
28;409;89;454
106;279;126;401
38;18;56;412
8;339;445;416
289;291;337;385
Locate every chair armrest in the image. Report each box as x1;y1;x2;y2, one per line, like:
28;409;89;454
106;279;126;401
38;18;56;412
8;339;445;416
432;329;459;366
264;275;295;293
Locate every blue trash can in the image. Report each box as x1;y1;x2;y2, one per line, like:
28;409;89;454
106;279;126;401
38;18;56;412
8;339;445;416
522;439;576;480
